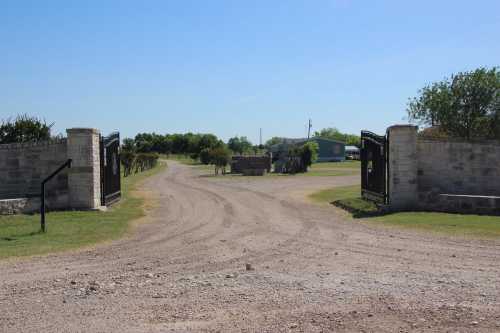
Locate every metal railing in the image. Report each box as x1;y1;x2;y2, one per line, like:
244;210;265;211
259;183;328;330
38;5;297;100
40;159;72;232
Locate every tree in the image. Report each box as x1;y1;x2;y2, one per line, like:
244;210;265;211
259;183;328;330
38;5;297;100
264;137;284;148
299;141;319;171
199;148;212;164
189;134;219;159
122;138;136;152
209;146;231;175
0;114;53;144
227;136;252;154
313;127;360;147
283;141;319;174
171;133;190;154
134;133;154;152
408;67;500;140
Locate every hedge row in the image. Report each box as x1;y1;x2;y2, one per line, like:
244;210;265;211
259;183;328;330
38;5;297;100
120;151;159;177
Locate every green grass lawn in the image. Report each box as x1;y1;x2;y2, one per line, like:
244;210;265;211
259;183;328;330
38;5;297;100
297;161;360;177
309;185;500;239
0;162;167;259
310;160;360;169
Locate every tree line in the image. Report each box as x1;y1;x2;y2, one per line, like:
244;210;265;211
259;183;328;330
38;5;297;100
123;132;263;157
121;132;234;174
0;114;53;144
265;128;361;148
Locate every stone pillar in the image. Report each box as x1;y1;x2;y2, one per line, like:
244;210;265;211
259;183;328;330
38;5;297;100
387;125;418;211
66;128;101;210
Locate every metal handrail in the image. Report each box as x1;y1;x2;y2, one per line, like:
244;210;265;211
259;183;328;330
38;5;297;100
40;159;72;232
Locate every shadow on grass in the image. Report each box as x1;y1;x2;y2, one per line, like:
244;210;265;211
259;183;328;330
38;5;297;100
1;229;43;241
331;198;386;218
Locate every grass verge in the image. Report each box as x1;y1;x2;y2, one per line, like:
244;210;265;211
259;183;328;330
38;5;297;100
309;185;500;239
0;162;167;259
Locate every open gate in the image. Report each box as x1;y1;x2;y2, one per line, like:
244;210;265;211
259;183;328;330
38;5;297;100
361;130;388;204
100;132;121;206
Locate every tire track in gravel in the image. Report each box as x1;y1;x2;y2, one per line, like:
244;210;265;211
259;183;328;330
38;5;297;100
1;161;500;332
197;173;500;267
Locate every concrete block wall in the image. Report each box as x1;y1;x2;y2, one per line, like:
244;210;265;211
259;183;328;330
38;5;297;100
417;139;500;196
417;138;500;212
0;139;69;209
387;125;500;214
231;156;272;174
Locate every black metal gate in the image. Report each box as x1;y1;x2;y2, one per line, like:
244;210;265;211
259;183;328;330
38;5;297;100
361;130;388;204
100;132;121;206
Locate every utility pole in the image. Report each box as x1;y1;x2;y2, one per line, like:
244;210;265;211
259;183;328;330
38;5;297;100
259;128;262;146
307;118;312;139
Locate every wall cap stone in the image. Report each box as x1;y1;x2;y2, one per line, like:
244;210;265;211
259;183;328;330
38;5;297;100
0;138;67;150
387;124;418;131
418;136;500;145
66;128;100;135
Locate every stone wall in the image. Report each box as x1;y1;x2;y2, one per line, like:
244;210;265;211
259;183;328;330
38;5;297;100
387;125;500;214
417;138;500;196
0;128;104;214
0;139;69;209
417;138;500;214
67;128;102;209
231;156;272;174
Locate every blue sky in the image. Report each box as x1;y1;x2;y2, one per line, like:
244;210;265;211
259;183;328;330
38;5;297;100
1;0;499;143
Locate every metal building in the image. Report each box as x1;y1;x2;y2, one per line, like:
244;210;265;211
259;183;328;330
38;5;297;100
270;137;346;162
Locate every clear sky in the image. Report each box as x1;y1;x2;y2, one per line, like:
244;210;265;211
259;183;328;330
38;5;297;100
1;1;499;143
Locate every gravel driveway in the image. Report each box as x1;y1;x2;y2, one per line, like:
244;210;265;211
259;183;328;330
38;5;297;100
1;162;499;332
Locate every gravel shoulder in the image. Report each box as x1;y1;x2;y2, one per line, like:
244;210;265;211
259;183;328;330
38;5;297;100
1;162;499;332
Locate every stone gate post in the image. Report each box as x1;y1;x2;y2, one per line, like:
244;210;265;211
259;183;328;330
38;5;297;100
66;128;102;210
387;125;418;211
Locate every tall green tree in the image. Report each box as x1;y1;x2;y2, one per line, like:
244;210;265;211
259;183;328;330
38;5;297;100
408;67;500;140
0;114;53;144
227;136;252;154
298;141;318;171
264;137;285;148
122;138;136;152
313;127;360;146
209;146;232;175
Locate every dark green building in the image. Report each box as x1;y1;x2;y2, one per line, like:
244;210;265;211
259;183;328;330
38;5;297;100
270;137;346;162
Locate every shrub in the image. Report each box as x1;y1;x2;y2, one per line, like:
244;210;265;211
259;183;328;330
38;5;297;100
299;141;319;171
135;153;159;172
120;149;158;177
282;141;319;174
120;150;136;177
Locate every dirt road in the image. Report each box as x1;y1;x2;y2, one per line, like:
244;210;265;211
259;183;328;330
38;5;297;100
1;162;499;332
